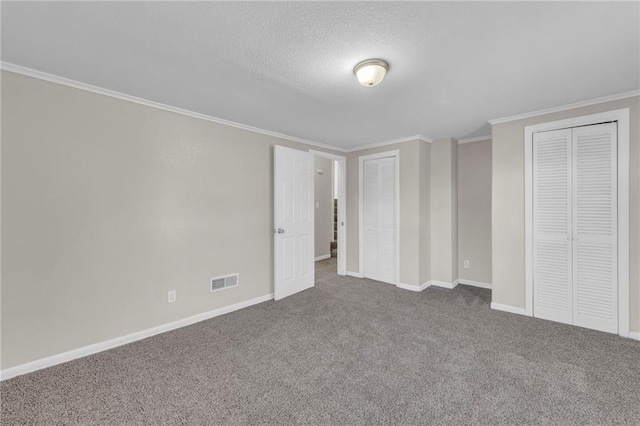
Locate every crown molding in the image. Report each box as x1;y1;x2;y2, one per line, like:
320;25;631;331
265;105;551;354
488;90;640;125
458;135;491;144
348;135;432;153
1;62;349;153
1;62;440;154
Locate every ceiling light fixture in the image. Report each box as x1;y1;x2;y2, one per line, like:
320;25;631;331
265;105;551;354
353;59;389;87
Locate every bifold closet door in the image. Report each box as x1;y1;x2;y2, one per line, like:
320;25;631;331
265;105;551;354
572;123;617;333
533;128;573;325
363;157;396;284
533;122;618;333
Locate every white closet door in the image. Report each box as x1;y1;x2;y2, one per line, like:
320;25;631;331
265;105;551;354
533;129;573;325
362;157;396;284
378;157;396;284
363;160;380;279
572;123;618;333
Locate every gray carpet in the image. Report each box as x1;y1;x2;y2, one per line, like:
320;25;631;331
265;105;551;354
2;258;639;425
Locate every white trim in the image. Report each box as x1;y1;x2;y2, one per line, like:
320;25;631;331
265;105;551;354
628;332;640;341
397;281;432;292
490;302;527;316
349;135;432;152
524;108;630;337
524;122;534;317
346;271;364;278
314;254;331;262
430;279;460;289
358;150;400;285
0;293;274;381
0;62;348;153
458;279;492;290
489;90;639;125
457;135;491;144
309;150;347;276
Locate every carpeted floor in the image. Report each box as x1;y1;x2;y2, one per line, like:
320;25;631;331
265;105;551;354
2;258;639;425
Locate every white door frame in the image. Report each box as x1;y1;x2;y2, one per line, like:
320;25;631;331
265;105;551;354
358;150;400;284
524;108;630;337
309;150;347;276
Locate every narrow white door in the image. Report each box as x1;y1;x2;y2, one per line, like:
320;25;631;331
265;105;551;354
362;157;396;284
363;159;380;279
274;145;314;300
572;123;618;333
533;128;573;325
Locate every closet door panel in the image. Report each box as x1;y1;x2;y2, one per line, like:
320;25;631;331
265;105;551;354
572;123;618;333
378;158;396;284
533;129;573;325
363;160;380;280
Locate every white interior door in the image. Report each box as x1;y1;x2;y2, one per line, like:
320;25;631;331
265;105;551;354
274;145;314;300
572;123;618;333
363;159;380;280
532;123;618;333
362;156;397;284
533;128;573;325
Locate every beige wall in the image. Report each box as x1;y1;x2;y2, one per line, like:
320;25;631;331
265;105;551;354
492;96;640;333
418;142;431;284
451;140;459;282
346;139;429;286
458;140;492;284
0;71;343;369
314;157;333;258
430;138;459;283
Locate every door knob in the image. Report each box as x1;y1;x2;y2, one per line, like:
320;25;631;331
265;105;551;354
276;228;285;234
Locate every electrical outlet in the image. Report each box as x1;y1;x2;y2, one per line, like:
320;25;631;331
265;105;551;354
168;290;176;303
464;260;470;269
316;202;320;209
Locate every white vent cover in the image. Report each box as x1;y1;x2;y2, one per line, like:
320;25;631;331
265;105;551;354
210;273;239;292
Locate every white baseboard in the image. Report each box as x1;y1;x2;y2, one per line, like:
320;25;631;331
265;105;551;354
397;281;432;292
490;302;527;316
458;279;492;290
629;331;640;341
430;279;459;289
0;293;274;381
314;254;331;262
346;271;363;278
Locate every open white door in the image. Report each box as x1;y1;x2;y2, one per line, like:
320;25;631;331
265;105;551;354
274;145;314;300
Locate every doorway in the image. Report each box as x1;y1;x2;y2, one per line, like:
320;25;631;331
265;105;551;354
310;150;346;276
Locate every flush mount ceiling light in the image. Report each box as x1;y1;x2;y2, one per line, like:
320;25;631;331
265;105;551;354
353;59;389;87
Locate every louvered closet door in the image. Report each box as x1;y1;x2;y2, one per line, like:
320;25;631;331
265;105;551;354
533;129;573;325
572;123;617;333
363;159;380;280
363;157;396;284
378;158;396;284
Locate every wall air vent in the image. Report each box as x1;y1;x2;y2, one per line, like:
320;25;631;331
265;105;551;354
210;273;239;292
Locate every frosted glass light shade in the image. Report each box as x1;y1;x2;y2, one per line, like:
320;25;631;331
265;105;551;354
353;59;389;87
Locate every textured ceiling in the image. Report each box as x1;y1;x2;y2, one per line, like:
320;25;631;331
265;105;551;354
2;2;639;149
